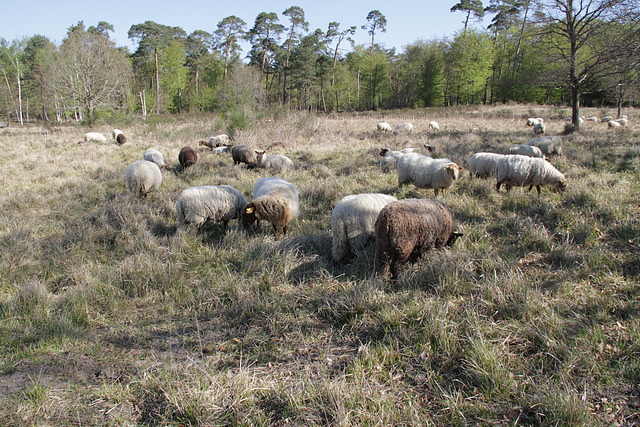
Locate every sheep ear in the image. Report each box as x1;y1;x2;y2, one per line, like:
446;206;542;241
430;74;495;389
245;206;254;214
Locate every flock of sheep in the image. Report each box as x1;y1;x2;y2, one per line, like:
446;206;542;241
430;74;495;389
86;112;622;280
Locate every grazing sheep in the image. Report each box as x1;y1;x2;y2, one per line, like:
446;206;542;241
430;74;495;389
397;153;462;196
615;117;628;126
508;144;545;158
467;152;505;179
112;129;127;145
377;122;392;132
372;199;462;281
210;145;231;155
143;148;166;169
429;121;440;130
331;193;398;262
83;132;107;143
176;185;248;230
255;150;294;170
601;116;613;123
178;146;198;168
125;160;163;199
496;154;567;194
586;116;598;122
394;122;414;134
231;144;257;168
526;118;538;127
528;136;563;156
242;177;299;238
608;120;622;129
533;122;545;134
199;134;231;150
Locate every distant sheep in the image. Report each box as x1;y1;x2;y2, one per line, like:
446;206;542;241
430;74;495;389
176;185;248;230
331;193;398;262
428;121;440;130
199;134;231;150
231;144;257;168
533;122;545;134
143;148;166;169
83;132;107;143
608;120;622;129
125;160;163;199
615;117;628;126
526;118;538;127
255;150;294;170
242;177;299;238
467;152;505;179
586;116;598;122
211;145;231;155
372;199;462;281
112;129;127;145
508;144;545;158
397;153;462;196
528;136;563;156
377;122;392;132
601;116;613;123
496;155;567;194
178;146;198;168
394;122;414;134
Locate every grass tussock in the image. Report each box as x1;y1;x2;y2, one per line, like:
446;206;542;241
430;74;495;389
0;105;639;425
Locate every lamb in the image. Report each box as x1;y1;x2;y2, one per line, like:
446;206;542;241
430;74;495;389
429;121;440;130
467;152;505;179
176;185;248;230
331;193;398;262
496;154;567;194
528;136;563;156
255;150;294;170
125;160;163;199
231;144;257;168
199;134;231;150
83;132;107;143
397;153;462;196
112;129;127;145
178;146;198;168
508;144;545;158
242;177;299;238
377;122;392;132
143;148;167;169
394;122;414;133
533;122;545;134
372;199;462;281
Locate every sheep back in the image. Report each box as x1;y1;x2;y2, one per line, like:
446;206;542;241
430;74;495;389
179;146;198;168
331;193;398;262
468;152;504;179
84;132;107;143
126;160;163;198
397;153;461;196
377;122;392;132
528;136;563;156
143;148;166;168
231;144;256;168
394;122;414;133
508;144;544;158
373;199;461;281
496;155;567;194
176;185;248;229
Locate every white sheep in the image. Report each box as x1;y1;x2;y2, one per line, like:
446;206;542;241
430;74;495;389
143;148;166;169
83;132;107;143
377;122;392;132
533;122;545;134
467;153;505;179
608;120;622;129
331;193;398;262
255;150;294;170
211;145;230;155
508;144;545;158
199;134;231;150
615;117;628;126
528;136;563;156
601;116;613;123
526;118;539;127
242;177;299;238
112;129;126;145
394;122;414;134
586;116;598;122
176;185;248;230
397;153;462;196
429;121;440;130
496;155;567;194
125;160;163;199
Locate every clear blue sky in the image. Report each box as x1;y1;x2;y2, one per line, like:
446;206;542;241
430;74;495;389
3;0;481;54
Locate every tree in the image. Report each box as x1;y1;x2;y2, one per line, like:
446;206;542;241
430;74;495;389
22;35;55;121
361;10;387;55
246;12;284;75
214;16;246;83
0;38;25;125
535;0;640;127
326;22;356;86
281;6;309;104
451;0;486;30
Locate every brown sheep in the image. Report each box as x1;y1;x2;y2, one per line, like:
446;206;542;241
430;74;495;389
231;144;256;168
372;199;462;281
178;146;198;169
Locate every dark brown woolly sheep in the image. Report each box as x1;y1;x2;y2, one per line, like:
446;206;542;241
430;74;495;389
178;146;198;169
113;129;127;145
372;199;462;281
231;144;256;168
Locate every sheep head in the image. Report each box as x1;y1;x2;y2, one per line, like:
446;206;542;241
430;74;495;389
445;163;461;181
242;203;259;229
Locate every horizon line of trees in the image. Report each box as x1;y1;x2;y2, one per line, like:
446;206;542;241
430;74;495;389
1;0;639;129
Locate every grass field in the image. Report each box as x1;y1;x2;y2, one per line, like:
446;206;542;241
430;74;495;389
0;105;639;425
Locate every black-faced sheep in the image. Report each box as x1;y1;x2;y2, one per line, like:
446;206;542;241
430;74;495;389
242;177;299;239
231;144;257;168
372;199;462;281
125;160;163;199
178;146;198;168
113;129;127;145
143;148;166;169
397;153;462;196
176;185;248;230
331;193;398;262
199;134;230;150
467;152;505;179
496;154;567;194
528;136;563;156
255;150;294;170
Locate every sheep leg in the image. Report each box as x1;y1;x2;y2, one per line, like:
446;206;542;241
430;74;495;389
272;224;281;239
536;185;541;195
283;225;288;236
496;181;502;192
